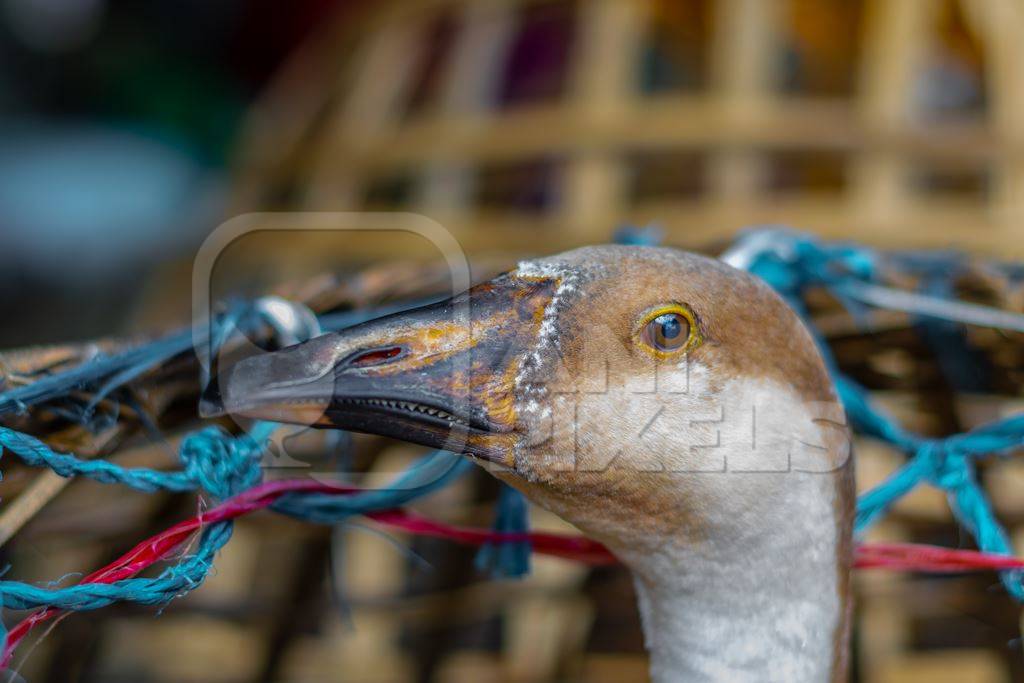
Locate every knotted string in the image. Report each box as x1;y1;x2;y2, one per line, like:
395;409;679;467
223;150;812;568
0;422;272;623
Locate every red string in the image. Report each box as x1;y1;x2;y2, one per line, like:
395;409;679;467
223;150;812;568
5;477;1024;667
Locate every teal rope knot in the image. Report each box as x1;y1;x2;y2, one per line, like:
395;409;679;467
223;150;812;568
179;425;268;500
920;441;971;490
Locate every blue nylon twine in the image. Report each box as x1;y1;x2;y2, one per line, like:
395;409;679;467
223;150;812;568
0;422;274;645
475;484;532;578
0;428;472;618
0;422;274;498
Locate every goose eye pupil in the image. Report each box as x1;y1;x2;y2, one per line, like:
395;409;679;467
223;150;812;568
642;311;691;352
657;315;681;339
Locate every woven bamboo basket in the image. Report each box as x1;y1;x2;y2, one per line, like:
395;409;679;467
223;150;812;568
232;0;1024;262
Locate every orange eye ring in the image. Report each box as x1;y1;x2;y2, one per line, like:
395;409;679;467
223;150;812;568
637;304;700;358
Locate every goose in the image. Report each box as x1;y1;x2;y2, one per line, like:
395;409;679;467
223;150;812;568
213;245;855;683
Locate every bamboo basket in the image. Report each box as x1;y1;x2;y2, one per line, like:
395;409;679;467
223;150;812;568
233;0;1024;261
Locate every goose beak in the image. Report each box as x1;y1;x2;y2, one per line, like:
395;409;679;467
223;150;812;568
200;275;557;465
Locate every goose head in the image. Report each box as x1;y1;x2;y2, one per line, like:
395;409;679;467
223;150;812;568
208;245;854;682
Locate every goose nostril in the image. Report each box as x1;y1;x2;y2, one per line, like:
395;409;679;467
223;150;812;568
349;346;404;368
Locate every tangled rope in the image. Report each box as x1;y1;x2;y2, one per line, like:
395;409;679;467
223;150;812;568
0;227;1022;667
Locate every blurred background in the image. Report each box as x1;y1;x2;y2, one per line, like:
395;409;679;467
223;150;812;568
2;1;1024;681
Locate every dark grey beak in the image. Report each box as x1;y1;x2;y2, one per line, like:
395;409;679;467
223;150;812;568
200;274;558;464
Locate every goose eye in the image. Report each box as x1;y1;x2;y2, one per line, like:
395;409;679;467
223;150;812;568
639;308;695;354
